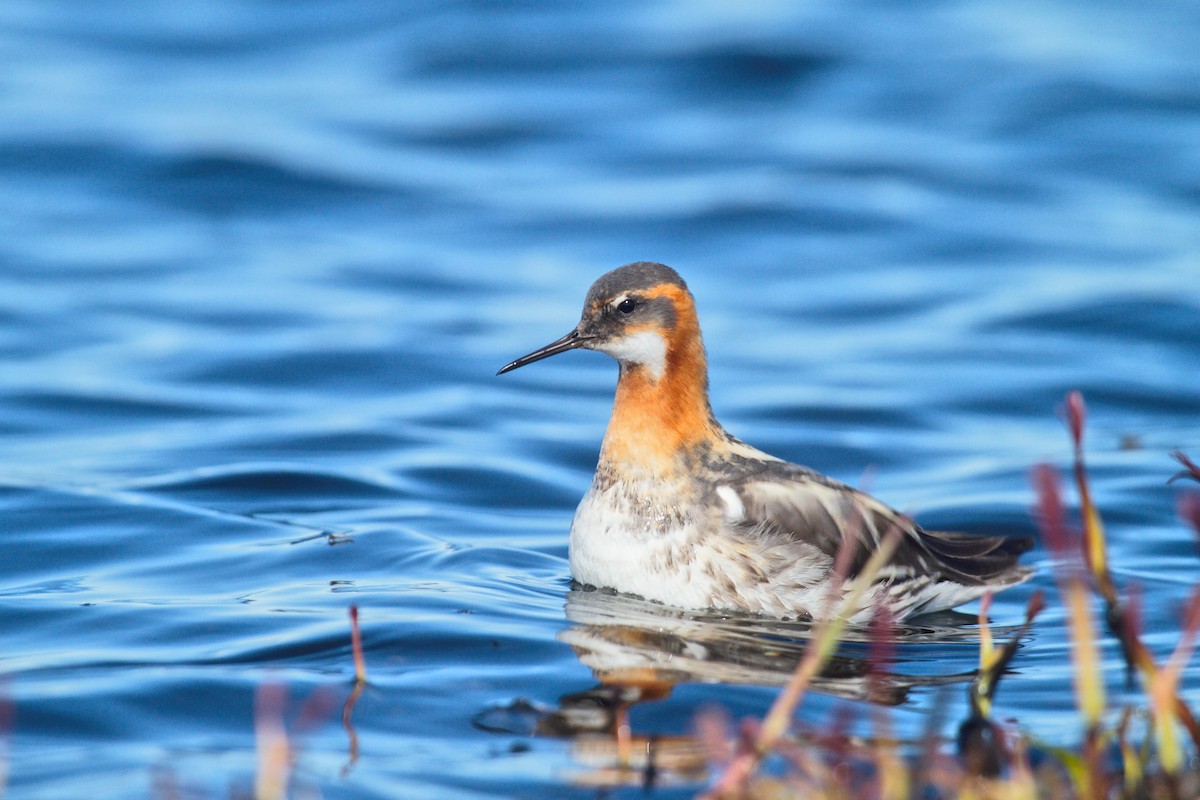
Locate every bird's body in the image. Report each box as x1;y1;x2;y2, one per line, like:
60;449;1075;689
499;262;1032;622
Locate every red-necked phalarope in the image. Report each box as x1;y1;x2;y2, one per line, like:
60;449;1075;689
498;262;1032;622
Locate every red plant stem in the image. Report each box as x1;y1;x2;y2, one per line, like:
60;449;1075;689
349;605;367;684
1060;394;1200;754
1171;450;1200;484
1179;494;1200;548
1065;392;1118;605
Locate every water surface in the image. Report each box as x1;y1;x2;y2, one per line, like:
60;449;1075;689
2;2;1199;798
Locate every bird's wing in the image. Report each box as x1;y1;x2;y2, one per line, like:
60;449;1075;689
717;467;942;582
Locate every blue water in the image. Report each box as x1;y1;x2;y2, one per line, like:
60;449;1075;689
3;2;1200;797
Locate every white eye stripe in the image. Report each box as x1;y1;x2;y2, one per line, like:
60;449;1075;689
611;294;642;315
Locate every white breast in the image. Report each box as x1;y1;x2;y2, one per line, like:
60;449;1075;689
568;476;719;609
567;473;833;617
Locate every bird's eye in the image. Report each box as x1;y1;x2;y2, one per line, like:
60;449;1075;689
617;298;637;314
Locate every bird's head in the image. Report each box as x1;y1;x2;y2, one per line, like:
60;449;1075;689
497;262;700;382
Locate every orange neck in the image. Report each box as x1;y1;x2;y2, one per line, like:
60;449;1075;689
599;299;718;475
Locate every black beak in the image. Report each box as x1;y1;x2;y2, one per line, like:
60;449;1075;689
497;329;589;375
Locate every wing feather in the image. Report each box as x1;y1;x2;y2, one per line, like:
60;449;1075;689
720;462;1030;587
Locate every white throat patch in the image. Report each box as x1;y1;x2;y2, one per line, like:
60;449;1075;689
597;330;668;380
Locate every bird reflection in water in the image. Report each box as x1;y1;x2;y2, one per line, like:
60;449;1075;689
475;587;1026;791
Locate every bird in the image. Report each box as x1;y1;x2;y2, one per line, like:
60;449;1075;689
498;262;1032;623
